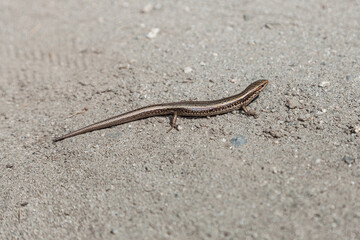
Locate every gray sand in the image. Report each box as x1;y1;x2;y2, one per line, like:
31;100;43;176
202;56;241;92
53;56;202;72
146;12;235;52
1;0;359;239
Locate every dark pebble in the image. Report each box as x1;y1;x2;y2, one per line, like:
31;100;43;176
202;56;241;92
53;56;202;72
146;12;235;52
6;164;14;168
243;14;250;21
342;156;355;165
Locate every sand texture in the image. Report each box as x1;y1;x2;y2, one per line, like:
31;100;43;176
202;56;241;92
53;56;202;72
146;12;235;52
0;0;359;239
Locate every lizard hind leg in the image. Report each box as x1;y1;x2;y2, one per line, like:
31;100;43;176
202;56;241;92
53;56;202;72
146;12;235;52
167;111;179;132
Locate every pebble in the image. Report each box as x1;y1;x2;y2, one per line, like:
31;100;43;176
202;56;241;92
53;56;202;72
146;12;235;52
346;75;352;81
318;81;330;87
298;114;311;122
6;164;14;168
184;67;193;74
342;156;355;165
286;98;301;109
265;129;284;138
141;3;154;13
350;125;360;134
230;135;247;147
118;64;130;69
264;23;273;29
146;28;160;39
316;108;327;115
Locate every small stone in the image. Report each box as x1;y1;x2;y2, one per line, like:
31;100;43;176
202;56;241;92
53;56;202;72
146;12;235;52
230;135;247;147
315;159;322;164
243;14;250;21
118;64;130;69
146;28;160;39
298;114;311;122
318;81;330;87
286;98;301;109
184;67;193;74
264;129;284;138
264;23;273;29
20;202;28;207
6;164;13;168
200;61;206;66
350;125;360;133
342;156;355;165
110;229;118;235
346;75;352;81
141;3;154;13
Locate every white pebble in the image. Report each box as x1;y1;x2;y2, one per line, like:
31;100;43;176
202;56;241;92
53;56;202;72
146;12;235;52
146;28;160;39
352;126;360;133
141;3;154;13
184;67;193;74
318;81;330;87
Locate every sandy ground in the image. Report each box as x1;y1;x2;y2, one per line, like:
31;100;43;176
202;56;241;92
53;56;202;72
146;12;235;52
1;0;359;239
